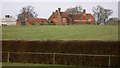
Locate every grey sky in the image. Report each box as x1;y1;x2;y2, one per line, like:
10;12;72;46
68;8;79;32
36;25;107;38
0;0;119;2
1;1;119;19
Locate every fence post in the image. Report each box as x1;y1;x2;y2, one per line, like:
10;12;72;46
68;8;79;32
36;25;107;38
53;53;56;64
108;55;111;67
7;52;10;63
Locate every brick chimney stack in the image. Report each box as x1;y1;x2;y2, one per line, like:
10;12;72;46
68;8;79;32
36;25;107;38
58;8;61;12
55;10;58;12
83;9;86;13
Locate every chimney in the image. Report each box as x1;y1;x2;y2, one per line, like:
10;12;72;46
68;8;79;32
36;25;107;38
55;10;58;12
58;8;61;12
83;9;86;13
5;15;10;18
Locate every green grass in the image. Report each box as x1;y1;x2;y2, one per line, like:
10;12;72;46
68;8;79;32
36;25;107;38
2;25;118;40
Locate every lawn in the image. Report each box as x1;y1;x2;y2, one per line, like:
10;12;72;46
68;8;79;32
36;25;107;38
2;25;118;40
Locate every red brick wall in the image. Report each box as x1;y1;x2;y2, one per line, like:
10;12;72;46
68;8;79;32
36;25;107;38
52;18;58;23
16;21;22;26
62;18;67;23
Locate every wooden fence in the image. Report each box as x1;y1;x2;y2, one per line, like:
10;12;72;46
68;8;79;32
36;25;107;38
1;52;120;67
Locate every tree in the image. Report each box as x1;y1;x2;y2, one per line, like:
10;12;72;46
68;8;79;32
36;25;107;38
65;6;82;14
93;5;113;25
17;5;38;23
102;9;113;24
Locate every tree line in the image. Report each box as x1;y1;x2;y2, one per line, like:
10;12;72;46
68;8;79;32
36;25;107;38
17;5;119;25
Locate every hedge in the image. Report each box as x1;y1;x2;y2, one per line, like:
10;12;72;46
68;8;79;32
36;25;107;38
2;40;120;67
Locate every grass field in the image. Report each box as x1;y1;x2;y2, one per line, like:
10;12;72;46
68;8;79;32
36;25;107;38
2;25;118;40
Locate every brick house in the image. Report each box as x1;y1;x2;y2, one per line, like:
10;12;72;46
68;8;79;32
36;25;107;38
17;8;95;26
48;8;72;25
25;18;48;26
48;8;95;25
17;18;47;26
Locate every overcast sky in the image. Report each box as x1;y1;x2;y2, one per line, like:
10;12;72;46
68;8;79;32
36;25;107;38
0;0;119;19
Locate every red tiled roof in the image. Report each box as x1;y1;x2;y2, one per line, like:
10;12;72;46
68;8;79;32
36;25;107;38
69;14;83;20
26;18;46;21
48;12;60;20
60;12;69;18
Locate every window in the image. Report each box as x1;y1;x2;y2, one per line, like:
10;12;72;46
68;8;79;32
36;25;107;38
87;19;91;22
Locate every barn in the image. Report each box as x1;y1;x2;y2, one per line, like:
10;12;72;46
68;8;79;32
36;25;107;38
48;8;95;25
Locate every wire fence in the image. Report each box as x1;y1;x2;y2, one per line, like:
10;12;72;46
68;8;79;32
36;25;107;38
1;51;120;67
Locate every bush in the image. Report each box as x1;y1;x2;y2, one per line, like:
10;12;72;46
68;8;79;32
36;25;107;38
2;40;120;67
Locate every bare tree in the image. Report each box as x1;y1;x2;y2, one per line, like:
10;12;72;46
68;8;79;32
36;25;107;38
65;6;82;14
17;5;38;23
102;9;113;24
93;5;113;25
